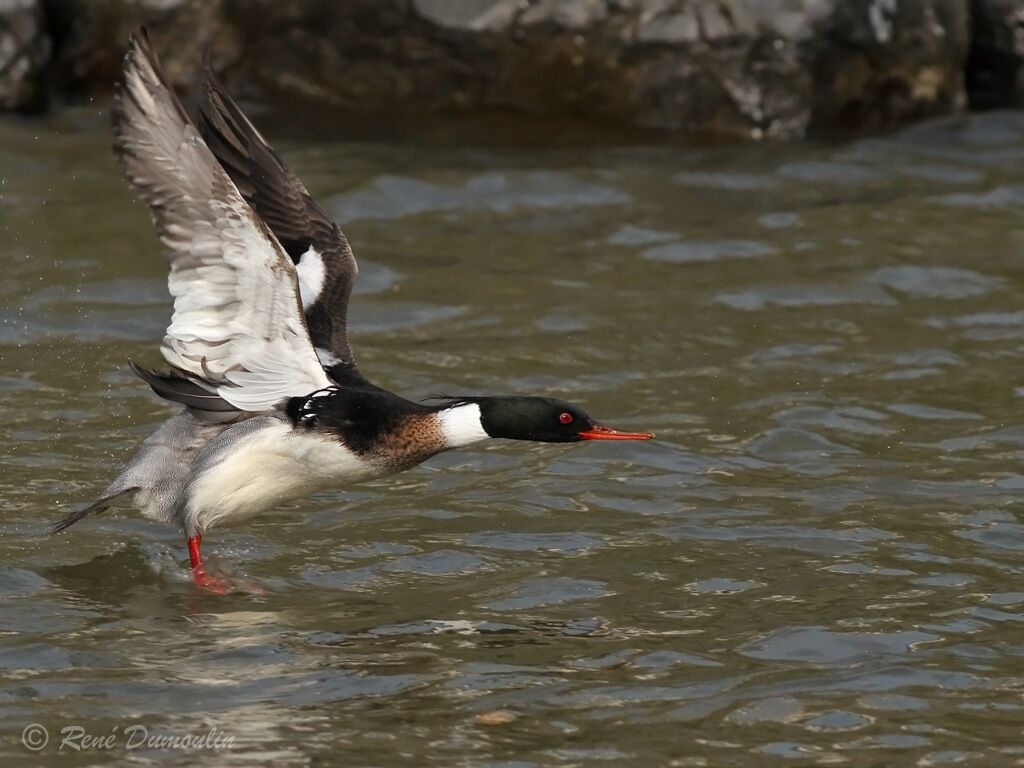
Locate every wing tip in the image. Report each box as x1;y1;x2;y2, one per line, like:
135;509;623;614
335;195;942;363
112;25;189;143
121;25;159;92
128;25;151;52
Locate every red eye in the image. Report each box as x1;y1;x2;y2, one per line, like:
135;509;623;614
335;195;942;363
559;412;573;424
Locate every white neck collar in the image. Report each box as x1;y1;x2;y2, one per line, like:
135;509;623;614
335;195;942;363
437;403;489;448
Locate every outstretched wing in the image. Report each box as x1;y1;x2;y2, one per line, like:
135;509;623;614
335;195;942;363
113;29;332;414
197;59;365;386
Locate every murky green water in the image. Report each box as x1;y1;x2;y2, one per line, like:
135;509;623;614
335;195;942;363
2;105;1024;766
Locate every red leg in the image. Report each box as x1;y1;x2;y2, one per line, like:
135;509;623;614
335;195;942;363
187;534;202;570
186;534;230;594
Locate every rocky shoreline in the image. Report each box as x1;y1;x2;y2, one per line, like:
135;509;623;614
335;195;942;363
2;0;1023;140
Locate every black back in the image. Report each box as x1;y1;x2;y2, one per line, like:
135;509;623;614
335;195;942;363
287;386;433;456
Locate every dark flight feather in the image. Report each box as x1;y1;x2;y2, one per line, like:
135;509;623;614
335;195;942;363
130;362;241;423
197;58;365;386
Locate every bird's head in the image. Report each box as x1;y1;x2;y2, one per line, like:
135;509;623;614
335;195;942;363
436;396;653;444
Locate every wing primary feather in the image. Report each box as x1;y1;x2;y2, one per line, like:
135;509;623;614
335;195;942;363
197;56;364;381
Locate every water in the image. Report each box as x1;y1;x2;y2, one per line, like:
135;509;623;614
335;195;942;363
2;105;1024;765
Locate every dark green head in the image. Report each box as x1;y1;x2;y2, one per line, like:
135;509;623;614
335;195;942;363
441;396;653;443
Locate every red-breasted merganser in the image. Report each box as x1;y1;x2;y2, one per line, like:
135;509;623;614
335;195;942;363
52;30;653;592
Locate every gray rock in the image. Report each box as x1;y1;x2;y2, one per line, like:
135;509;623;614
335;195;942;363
0;0;50;112
745;0;838;39
519;0;609;28
412;0;519;32
636;8;700;43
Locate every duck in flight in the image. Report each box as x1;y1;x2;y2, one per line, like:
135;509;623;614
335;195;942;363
53;30;653;592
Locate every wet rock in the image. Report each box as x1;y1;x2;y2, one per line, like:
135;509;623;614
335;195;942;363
799;0;970;131
5;0;989;139
0;0;50;111
967;0;1024;108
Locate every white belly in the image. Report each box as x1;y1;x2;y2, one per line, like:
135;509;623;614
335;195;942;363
184;422;377;531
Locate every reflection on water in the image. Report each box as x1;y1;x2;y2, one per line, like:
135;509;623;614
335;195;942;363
2;107;1024;765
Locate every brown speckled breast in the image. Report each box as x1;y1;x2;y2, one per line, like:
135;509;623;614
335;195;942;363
375;412;449;471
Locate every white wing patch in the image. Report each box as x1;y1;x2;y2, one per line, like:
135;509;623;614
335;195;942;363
314;347;342;368
115;35;331;412
295;246;326;310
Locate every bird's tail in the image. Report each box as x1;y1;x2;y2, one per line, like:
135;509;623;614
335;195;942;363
50;488;136;535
